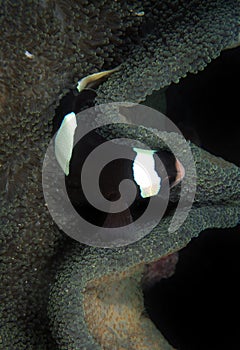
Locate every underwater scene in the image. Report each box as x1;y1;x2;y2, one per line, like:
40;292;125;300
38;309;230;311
1;1;240;349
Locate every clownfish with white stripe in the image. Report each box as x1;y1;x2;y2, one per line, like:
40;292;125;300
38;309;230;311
53;71;185;228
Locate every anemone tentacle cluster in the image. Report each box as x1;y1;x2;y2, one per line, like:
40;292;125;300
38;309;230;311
0;1;240;349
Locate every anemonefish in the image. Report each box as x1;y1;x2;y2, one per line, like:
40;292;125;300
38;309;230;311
54;72;185;228
54;113;185;228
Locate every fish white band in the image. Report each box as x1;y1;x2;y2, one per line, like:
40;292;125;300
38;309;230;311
55;112;77;176
133;148;161;198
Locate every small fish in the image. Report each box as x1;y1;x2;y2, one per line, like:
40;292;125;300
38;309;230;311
76;66;120;92
54;101;185;228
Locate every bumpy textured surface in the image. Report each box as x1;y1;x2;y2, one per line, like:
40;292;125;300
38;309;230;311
96;0;240;104
48;140;240;350
0;2;145;347
0;0;240;349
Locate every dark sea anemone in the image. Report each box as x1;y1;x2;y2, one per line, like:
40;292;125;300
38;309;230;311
0;1;240;349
